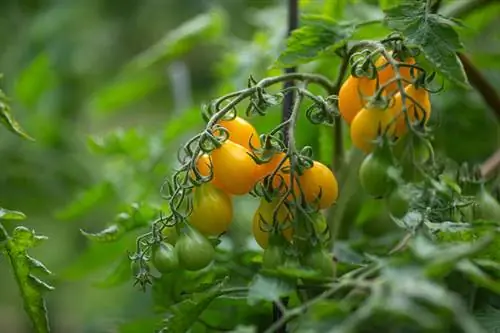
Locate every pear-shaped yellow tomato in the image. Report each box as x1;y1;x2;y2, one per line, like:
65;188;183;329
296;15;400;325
297;161;339;209
338;75;377;125
350;100;399;153
394;85;431;137
338;52;415;126
217;116;261;151
193;154;226;190
252;198;293;249
255;152;287;183
211;140;258;195
376;53;416;95
189;183;233;236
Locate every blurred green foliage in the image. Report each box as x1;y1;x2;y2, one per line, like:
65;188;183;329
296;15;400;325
1;0;500;332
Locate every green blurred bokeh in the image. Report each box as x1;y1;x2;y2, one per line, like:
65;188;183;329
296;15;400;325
1;0;499;332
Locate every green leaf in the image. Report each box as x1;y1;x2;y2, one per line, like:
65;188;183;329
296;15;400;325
1;225;53;333
276;15;354;67
14;52;56;108
87;128;150;160
127;9;226;70
384;0;469;87
247;275;294;306
118;316;163;333
80;202;158;243
475;305;500;333
160;280;225;333
456;260;500;294
0;208;27;221
0;91;34;141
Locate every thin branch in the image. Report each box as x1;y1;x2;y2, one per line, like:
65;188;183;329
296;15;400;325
480;148;500;179
457;53;500;121
332;47;350;171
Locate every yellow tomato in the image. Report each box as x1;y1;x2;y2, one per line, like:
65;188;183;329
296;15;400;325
297;161;339;209
394;85;431;137
350;100;399;153
252;198;293;249
338;52;415;126
376;53;416;95
211;140;258;195
338;75;377;125
255;152;287;183
193;154;226;190
217;116;261;151
189;183;233;236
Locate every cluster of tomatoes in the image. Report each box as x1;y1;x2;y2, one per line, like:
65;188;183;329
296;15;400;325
148;114;340;276
338;51;432;154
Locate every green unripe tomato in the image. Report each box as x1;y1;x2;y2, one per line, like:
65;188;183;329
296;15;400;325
262;245;285;269
175;228;215;271
359;152;394;198
303;249;335;278
387;187;410;218
152;242;179;274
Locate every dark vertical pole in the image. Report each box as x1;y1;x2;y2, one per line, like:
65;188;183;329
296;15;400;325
273;0;298;332
282;0;299;142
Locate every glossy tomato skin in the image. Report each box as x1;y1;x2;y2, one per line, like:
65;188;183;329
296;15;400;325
194;154;226;190
217;116;261;151
387;187;410;218
152;242;179;274
299;161;339;209
376;53;416;95
252;198;293;249
338;53;415;125
189;183;233;236
350;98;399;153
359;152;394;198
255;152;287;183
175;228;215;271
161;226;179;245
211;140;258;195
394;85;431;137
339;76;377;125
303;249;335;278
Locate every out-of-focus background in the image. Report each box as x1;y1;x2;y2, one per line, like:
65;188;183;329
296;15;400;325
1;0;499;332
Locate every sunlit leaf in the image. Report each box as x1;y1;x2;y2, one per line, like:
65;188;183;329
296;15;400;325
0;208;27;221
80;202;158;243
384;0;469;87
276;15;354;67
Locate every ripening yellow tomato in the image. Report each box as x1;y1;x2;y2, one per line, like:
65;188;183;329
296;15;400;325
394;85;431;137
255;152;287;182
268;159;338;209
338;52;415;126
217;116;261;151
252;198;293;249
350;100;399;153
338;76;377;125
297;161;339;209
193;154;226;190
376;53;416;95
189;183;233;236
211;140;258;195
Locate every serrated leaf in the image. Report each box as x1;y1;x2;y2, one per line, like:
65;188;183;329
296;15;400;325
247;275;294;306
277;15;354;67
0;208;27;221
0;95;34;141
384;0;469;87
161;280;225;333
1;223;53;333
93;254;133;288
80;202;158;243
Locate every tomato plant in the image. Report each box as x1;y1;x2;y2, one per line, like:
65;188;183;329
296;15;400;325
174;227;215;271
152;242;179;274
